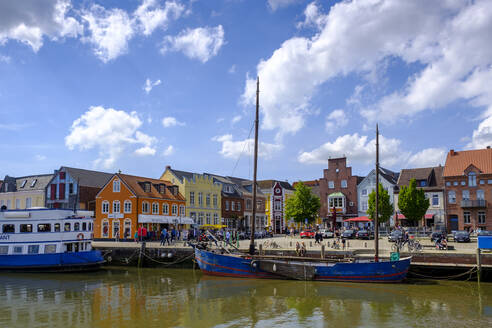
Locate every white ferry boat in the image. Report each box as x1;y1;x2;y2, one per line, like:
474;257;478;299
0;209;104;271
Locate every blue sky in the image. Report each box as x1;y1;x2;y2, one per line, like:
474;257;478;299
1;0;492;183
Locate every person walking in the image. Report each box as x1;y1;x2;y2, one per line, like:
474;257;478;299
226;230;231;245
171;227;176;244
134;231;138;243
160;229;166;246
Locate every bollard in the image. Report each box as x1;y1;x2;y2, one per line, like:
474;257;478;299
477;248;482;283
364;242;367;248
321;245;325;259
310;241;312;247
259;244;263;255
290;241;292;247
347;241;350;249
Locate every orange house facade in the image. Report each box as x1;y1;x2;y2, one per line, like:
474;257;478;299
94;173;186;240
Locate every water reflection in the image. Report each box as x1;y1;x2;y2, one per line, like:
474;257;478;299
0;268;490;328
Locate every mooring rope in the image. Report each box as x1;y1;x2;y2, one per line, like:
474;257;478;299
141;252;195;266
409;266;478;280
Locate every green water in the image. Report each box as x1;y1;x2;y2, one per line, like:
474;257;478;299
0;267;491;328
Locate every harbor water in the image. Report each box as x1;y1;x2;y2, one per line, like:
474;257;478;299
0;267;491;328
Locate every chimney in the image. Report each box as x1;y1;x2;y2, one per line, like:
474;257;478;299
450;149;455;156
487;146;491;149
166;165;171;170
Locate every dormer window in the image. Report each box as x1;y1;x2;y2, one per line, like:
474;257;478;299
468;172;477;187
30;179;37;188
113;179;121;192
21;180;27;188
160;184;166;194
144;182;151;193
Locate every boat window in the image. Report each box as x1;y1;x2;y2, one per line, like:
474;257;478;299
54;223;60;232
28;245;39;254
74;243;80;252
74;222;80;231
37;224;51;232
89;223;93;231
85;242;91;251
44;244;57;253
64;223;71;232
65;243;73;252
13;246;23;254
20;224;32;233
0;246;8;254
2;224;15;233
82;222;87;231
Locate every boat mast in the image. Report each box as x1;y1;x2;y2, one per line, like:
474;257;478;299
375;124;379;262
249;77;260;255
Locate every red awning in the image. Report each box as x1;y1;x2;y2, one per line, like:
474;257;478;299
397;214;406;220
344;216;372;222
424;214;435;219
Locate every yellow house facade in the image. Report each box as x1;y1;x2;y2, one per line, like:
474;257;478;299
160;166;222;226
0;174;53;210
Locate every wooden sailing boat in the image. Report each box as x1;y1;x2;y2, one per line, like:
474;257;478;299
193;79;411;282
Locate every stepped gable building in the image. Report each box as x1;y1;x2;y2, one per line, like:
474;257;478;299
394;166;445;229
357;167;399;220
443;147;492;232
94;173;186;240
160;166;222;227
257;180;294;234
0;174;53;210
227;176;266;230
45;167;113;212
318;157;361;228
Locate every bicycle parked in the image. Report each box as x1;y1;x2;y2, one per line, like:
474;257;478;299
391;238;422;253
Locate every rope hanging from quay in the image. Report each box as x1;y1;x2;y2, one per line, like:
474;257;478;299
409;266;478;280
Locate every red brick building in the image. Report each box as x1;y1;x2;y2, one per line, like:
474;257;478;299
444;148;492;232
319;157;361;228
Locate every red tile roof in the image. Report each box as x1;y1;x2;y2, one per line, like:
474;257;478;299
443;148;492;177
117;174;185;201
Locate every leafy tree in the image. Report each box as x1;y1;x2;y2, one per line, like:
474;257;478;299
367;183;393;224
398;178;429;226
285;182;321;225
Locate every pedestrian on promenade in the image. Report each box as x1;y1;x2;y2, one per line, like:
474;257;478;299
171;227;176;244
160;229;167;246
226;230;231;245
342;237;346;250
115;226;120;242
141;227;147;242
134;231;138;243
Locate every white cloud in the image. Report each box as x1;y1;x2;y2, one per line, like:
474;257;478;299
213;134;283;159
298;133;446;168
0;0;82;52
243;0;492;137
297;2;327;29
216;117;225;123
161;25;224;63
134;0;186;36
162;116;185;127
0;54;10;63
81;5;134;63
467;113;492;149
143;78;162;94
267;0;300;11
231;115;242;125
134;146;156;156
228;64;236;74
163;145;174;156
35;154;47;161
65;106;157;168
325;109;348;131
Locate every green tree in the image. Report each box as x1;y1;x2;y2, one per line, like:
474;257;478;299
367;183;393;224
285;182;321;225
398;178;429;226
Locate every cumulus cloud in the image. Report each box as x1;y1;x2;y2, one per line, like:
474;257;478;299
297;1;327;29
0;54;10;63
243;0;492;137
298;133;445;168
467;113;492;149
267;0;300;11
163;145;174;156
325;109;347;131
143;78;161;94
65;106;157;168
162;116;185;127
213;134;283;159
0;0;82;51
161;25;224;63
134;0;186;36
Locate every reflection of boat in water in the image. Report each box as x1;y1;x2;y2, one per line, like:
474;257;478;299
0;209;104;272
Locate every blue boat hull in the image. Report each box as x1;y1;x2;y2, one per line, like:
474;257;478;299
194;249;410;283
0;250;105;272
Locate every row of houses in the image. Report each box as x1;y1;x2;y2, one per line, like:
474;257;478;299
0;165;296;239
300;147;492;232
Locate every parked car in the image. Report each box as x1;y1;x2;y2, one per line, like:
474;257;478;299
300;229;315;238
478;230;492;236
356;230;372;240
430;231;446;242
388;230;403;242
320;229;334;238
453;231;471;243
342;229;356;239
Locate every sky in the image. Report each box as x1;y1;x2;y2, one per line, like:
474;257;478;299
1;0;492;183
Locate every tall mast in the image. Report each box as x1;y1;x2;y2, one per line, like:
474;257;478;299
375;124;379;262
249;77;260;255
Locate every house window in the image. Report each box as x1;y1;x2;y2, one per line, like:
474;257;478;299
198;192;203;206
30;179;37;187
124;200;132;213
59;172;65;180
274;200;281;211
69;183;74;194
488;180;492;184
453;181;458;186
190;192;195;205
213;194;218;208
206;213;211;225
468;172;477;187
478;211;486;225
142;202;149;213
21;180;27;188
162;204;169;215
246;199;252;210
225;201;229;211
102;201;109;214
15;199;20;209
480;180;485;185
432;195;439;206
461;181;466;186
231;201;235;211
477;190;485;200
237;202;241;211
198;212;204;225
113;179;121;192
172;204;178;216
206;194;211;207
213;213;219;225
419;180;427;187
464;211;471;224
179;205;185;216
448;191;456;204
328;181;334;189
26;197;32;209
329;197;344;208
362;189;367;196
102;220;109;237
113;201;120;213
341;180;347;188
462;190;470;201
152;202;159;214
446;182;451;186
362;201;368;211
124;219;132;238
